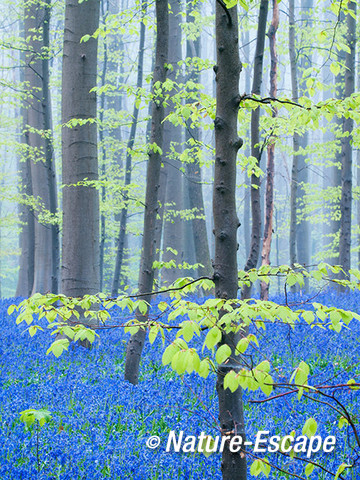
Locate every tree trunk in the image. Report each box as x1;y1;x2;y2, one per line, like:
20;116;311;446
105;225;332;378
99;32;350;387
124;0;168;384
161;0;184;287
99;0;109;292
288;0;299;270
111;4;146;297
321;1;339;266
260;0;278;301
42;0;59;294
339;1;356;282
295;0;313;290
61;0;100;298
16;158;35;297
24;0;53;294
213;3;246;479
16;24;35;298
185;0;212;280
242;23;251;261
242;0;269;300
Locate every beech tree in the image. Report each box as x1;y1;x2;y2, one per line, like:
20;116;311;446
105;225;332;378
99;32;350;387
260;0;278;301
161;0;184;287
242;0;268;300
16;40;34;298
111;3;147;296
18;0;58;295
288;0;299;270
339;0;356;281
61;0;100;298
185;0;212;280
124;0;169;384
213;1;245;477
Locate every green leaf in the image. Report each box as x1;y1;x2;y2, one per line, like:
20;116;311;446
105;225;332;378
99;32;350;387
302;418;317;438
28;325;38;337
19;409;52;429
198;359;210;378
46;339;69;358
138;301;148;315
81;34;91;43
205;327;221;349
256;360;270;373
7;304;16;315
216;344;231;364
182;106;192;120
162;344;176;365
334;463;350;480
261;459;271;478
305;462;315;476
149;325;159;344
303;311;315;325
236;337;249;353
330;62;340;76
338;416;349;430
224;370;239;392
248;271;258;283
197;435;215;457
250;459;263;476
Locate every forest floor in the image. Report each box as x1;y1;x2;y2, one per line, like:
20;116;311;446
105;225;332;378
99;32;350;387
1;291;359;479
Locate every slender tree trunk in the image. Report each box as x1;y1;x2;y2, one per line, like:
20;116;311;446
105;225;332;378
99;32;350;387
99;0;109;292
42;0;59;294
24;0;53;294
339;1;356;282
16;23;35;298
124;0;169;384
148;51;165;288
213;3;246;478
16;154;35;297
288;0;299;270
260;0;278;301
242;0;269;299
186;162;212;278
185;0;212;280
153;166;167;287
320;0;339;266
321;32;338;265
61;0;100;298
161;0;184;287
295;0;313;290
107;0;125;282
242;24;251;260
325;20;346;266
111;4;147;296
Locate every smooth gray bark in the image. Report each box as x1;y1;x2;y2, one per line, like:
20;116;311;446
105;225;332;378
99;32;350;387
112;4;146;296
295;0;312;290
242;0;269;299
339;1;356;281
61;0;100;298
99;0;108;292
161;0;184;287
42;0;59;293
24;0;54;294
124;0;169;384
16;23;35;298
242;24;251;260
185;0;212;280
260;0;278;301
16;157;35;297
288;0;299;270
